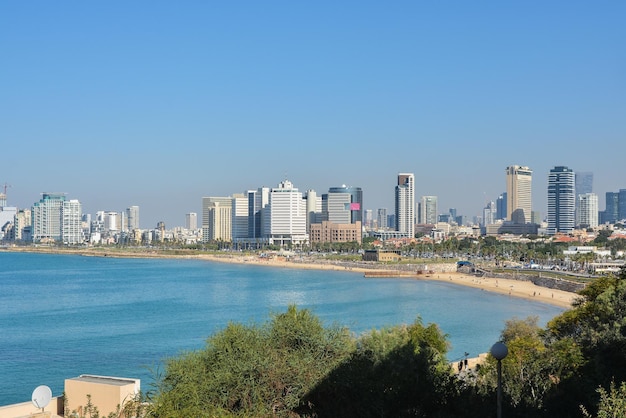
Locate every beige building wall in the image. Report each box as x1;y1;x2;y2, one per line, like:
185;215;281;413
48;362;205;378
309;221;362;244
0;397;63;418
506;165;533;223
64;375;140;418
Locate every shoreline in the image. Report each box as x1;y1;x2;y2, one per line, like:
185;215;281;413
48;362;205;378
2;246;578;309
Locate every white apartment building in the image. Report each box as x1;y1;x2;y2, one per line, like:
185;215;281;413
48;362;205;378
32;193;66;243
420;195;438;225
126;206;140;231
395;173;415;237
32;193;83;244
576;193;598;228
186;212;197;230
263;180;308;247
62;199;83;244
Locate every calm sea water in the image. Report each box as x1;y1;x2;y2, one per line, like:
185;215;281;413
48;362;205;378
0;252;565;405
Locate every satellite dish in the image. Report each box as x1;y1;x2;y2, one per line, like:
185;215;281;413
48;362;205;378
31;385;52;411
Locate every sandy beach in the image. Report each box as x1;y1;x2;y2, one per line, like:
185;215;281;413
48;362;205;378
3;247;579;309
195;253;578;309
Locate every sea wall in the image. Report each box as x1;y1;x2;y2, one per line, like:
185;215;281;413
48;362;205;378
479;271;585;293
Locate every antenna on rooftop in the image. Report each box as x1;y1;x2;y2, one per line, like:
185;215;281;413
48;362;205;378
31;385;52;413
1;182;10;195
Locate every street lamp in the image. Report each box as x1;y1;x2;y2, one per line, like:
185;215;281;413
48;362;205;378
491;341;508;418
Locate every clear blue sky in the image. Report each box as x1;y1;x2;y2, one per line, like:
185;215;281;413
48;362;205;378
2;2;624;228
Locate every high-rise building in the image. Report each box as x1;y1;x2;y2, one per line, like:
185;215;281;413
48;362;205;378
247;187;270;239
305;190;320;232
62;199;83;244
126;206;140;231
186;212;197;230
322;192;352;224
327;185;363;224
395;173;415;237
506;165;532;223
202;196;233;242
377;208;387;230
14;209;31;241
496;193;507;220
420;196;438;225
575;172;593;196
364;209;373;228
547;166;576;235
32;193;82;244
620;189;626;221
263;180;307;247
604;192;619;223
231;194;249;240
32;193;66;243
482;201;497;226
576;193;598;228
575;172;593;226
104;211;120;232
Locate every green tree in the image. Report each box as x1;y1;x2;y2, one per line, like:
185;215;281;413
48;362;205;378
301;318;458;418
581;380;626;418
149;306;354;417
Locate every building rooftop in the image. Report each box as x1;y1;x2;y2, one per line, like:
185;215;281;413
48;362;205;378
66;374;139;387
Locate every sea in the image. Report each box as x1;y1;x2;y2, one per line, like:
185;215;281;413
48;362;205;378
0;251;565;406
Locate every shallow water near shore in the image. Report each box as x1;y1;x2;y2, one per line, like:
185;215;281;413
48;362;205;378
0;251;565;405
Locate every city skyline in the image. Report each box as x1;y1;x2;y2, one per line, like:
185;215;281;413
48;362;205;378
2;2;625;227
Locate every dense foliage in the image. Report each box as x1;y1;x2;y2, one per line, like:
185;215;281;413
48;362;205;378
143;267;626;417
148;306;456;417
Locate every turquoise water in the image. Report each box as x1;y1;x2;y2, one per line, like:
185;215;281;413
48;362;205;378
0;252;565;405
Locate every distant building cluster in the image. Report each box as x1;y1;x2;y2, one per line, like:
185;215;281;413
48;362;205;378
1;165;625;247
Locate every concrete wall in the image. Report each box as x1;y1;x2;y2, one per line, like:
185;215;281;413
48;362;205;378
0;397;63;418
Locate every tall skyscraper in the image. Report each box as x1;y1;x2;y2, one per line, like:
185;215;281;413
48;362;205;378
202;196;233;242
32;193;66;243
506;165;532;223
247;187;270;239
420;196;438;225
231;194;249;240
496;193;507;220
620;189;626;221
377;208;387;230
126;206;140;231
326;185;363;224
575;172;593;196
62;199;83;244
482;201;497;226
32;193;82;244
264;180;307;247
576;193;598;228
547;166;576;235
575;172;593;226
395;173;415;237
604;192;619;223
186;212;197;230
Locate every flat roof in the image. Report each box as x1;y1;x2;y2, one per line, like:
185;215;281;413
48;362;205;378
67;375;139;387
